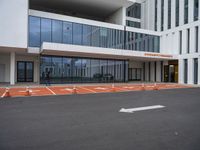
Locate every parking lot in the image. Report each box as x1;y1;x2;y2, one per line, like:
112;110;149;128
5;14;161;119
0;83;192;98
0;87;200;150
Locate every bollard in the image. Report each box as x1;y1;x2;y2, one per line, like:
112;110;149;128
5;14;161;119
141;83;145;91
153;83;159;90
25;86;31;96
72;86;77;94
4;87;11;98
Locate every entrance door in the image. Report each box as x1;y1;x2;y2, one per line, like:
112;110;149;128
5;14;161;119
17;61;34;82
128;68;142;81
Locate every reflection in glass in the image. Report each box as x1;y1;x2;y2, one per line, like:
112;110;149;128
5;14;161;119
73;23;82;45
41;18;52;44
52;20;62;43
63;21;73;44
29;16;40;47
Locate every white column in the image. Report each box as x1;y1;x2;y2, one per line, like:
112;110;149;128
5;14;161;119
188;58;194;84
178;59;184;84
188;0;194;23
171;0;176;28
190;27;195;54
157;0;161;31
179;0;184;26
182;29;187;54
164;0;168;30
156;61;161;82
10;52;15;85
150;62;155;82
198;58;200;85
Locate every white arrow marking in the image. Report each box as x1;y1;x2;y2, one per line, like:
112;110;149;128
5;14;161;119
119;105;165;113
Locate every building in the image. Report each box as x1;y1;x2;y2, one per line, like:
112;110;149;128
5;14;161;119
0;0;199;85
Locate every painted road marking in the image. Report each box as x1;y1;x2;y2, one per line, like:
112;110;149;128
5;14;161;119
46;87;56;95
119;105;165;113
79;87;97;93
1;91;6;98
61;88;73;91
94;87;108;90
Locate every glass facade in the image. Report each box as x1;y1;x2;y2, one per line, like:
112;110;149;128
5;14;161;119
187;29;190;53
195;26;199;53
168;0;171;29
184;0;188;24
29;16;160;53
194;58;198;84
40;55;128;84
184;59;188;84
126;20;141;28
161;0;164;31
126;3;141;19
176;0;179;27
155;0;158;31
194;0;199;21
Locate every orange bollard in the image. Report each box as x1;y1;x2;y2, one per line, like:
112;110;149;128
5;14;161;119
153;83;159;90
72;86;77;94
25;87;31;96
111;84;116;92
141;83;145;91
4;87;11;98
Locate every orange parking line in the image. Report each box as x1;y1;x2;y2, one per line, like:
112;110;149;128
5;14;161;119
46;87;56;95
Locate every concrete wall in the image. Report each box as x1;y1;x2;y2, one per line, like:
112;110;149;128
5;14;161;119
0;0;28;49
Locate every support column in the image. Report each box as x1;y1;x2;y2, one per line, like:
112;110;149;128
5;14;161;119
188;58;194;84
178;59;184;84
10;52;15;85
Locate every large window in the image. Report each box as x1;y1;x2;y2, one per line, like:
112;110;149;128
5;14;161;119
41;18;52;44
184;0;188;24
29;16;40;47
195;26;199;53
194;58;198;84
187;29;190;53
168;0;171;29
126;3;141;19
176;0;179;27
40;56;128;84
194;0;199;21
179;31;182;54
155;0;158;31
161;0;164;31
184;59;188;84
28;16;160;53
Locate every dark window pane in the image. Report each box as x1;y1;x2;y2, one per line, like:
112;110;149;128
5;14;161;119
91;26;100;47
83;25;92;46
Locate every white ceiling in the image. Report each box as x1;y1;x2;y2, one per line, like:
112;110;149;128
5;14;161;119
30;0;133;20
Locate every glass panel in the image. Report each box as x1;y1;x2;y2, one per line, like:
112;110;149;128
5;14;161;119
73;23;82;45
41;18;52;44
91;59;100;82
168;0;171;29
100;28;108;48
52;20;62;43
91;26;100;47
63;57;72;83
107;60;115;82
194;58;198;84
72;58;82;82
184;0;188;24
82;59;91;82
100;60;108;82
176;0;179;26
194;0;199;21
115;61;124;82
83;25;92;46
51;57;63;84
26;62;33;82
17;62;25;82
63;21;73;44
29;16;40;47
40;57;52;84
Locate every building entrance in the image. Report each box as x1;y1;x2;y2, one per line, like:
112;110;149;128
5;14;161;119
164;60;178;83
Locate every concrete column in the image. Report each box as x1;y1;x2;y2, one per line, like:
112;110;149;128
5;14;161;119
150;62;155;82
10;52;15;85
157;0;161;31
190;27;195;54
145;62;149;81
188;58;194;84
171;0;176;28
182;29;187;54
178;59;184;84
164;0;168;30
188;0;194;23
179;0;184;26
156;61;161;82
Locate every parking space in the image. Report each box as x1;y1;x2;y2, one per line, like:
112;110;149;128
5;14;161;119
0;83;192;98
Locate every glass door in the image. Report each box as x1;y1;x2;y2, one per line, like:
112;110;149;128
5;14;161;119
17;61;33;82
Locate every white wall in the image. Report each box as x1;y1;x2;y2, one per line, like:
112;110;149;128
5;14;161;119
0;0;28;49
106;7;126;25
